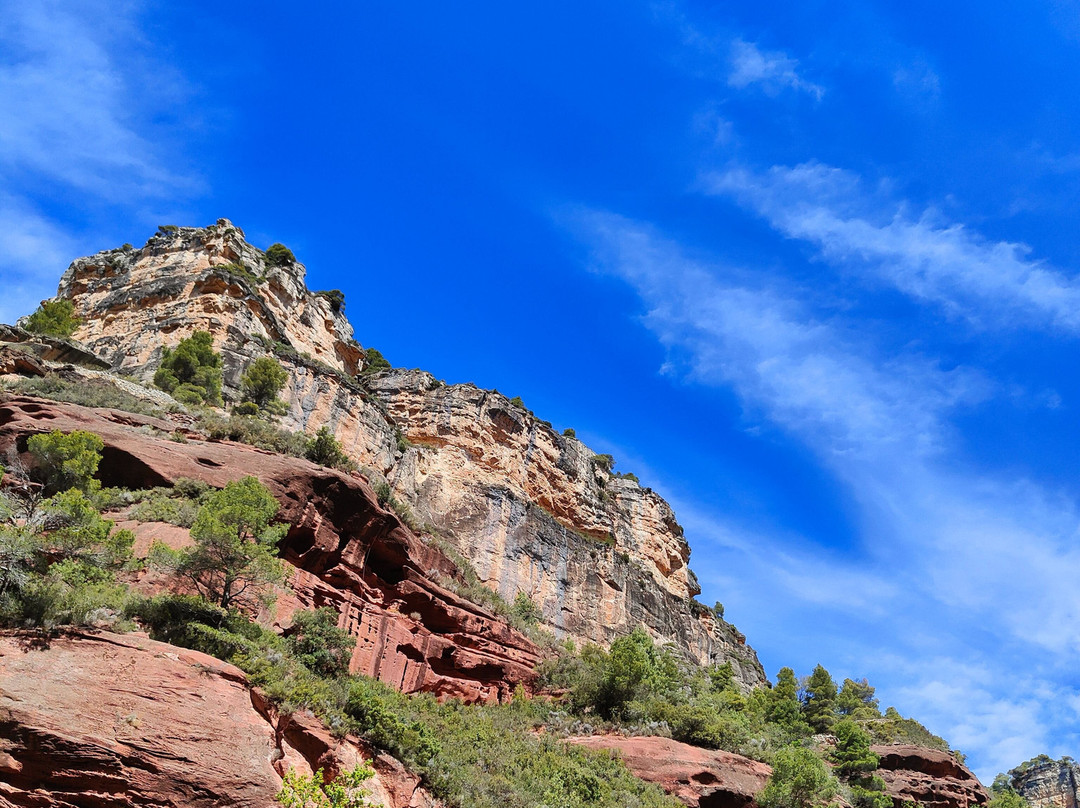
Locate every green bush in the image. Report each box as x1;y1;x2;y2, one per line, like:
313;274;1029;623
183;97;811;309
316;290;346;313
278;764;374;808
265;243;296;267
361;347;392;374
232;401;261;417
27;429;104;494
757;746;838;808
197;412;309;457
240;356;289;412
4;374;163;417
153;331;223;406
286;608;356;679
24;299;80;339
305;426;353;470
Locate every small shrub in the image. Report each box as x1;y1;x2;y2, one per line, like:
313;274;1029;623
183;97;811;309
232;401;260;417
277;765;374;808
563;428;576;439
24;299;80;339
361;348;391;375
153;331;223;406
306;427;353;470
265;243;296;267
27;429;104;495
591;454;615;473
240;356;289;413
509;396;526;409
286;608;357;679
757;746;838;808
316;290;346;313
3;374;163;417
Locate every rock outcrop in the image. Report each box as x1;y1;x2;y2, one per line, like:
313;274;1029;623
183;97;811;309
872;744;989;808
0;395;540;703
567;735;771;808
1011;757;1080;808
49;220;766;687
0;629;442;808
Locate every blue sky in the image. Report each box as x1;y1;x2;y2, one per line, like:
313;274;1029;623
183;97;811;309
4;0;1080;780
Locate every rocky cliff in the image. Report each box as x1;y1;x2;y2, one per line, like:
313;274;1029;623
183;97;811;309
1010;757;1080;808
49;220;765;687
0;396;540;703
0;629;442;808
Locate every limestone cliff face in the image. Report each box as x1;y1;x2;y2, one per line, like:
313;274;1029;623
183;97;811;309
1012;758;1080;808
51;220;766;687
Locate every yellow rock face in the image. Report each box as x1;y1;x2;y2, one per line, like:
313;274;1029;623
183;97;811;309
55;220;766;688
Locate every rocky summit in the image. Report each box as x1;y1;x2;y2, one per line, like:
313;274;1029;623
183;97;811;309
0;220;993;808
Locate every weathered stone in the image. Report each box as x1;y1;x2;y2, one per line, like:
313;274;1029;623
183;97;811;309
0;629;442;808
872;744;989;808
566;735;771;808
0;395;540;703
1012;757;1080;808
50;221;767;688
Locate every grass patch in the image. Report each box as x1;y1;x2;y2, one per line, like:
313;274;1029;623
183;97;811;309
3;373;165;417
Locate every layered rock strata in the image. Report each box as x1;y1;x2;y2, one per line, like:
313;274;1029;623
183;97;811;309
567;735;771;808
1012;758;1080;808
0;395;540;703
50;221;766;687
0;630;442;808
872;744;989;808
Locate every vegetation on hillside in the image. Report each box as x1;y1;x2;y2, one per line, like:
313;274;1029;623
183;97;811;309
24;299;80;339
239;356;289;415
153;330;223;405
0;417;963;808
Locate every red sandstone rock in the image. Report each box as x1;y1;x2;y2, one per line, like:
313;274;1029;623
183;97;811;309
0;395;541;703
0;629;440;808
872;744;989;808
566;735;771;808
0;349;45;378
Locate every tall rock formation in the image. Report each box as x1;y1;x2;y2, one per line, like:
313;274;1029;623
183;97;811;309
1011;757;1080;808
49;220;766;687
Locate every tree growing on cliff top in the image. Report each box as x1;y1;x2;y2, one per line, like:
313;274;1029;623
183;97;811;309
24;299;80;339
265;243;296;267
154;331;223;406
152;476;285;610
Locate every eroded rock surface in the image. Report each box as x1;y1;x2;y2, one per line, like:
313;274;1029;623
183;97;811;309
50;221;766;687
872;744;989;808
1012;758;1080;808
566;735;771;808
0;630;440;808
0;396;539;703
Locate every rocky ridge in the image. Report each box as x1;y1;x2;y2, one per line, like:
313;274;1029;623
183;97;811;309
0;396;540;703
50;220;765;686
1010;757;1080;808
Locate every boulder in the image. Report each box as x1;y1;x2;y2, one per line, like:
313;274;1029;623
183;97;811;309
566;735;771;808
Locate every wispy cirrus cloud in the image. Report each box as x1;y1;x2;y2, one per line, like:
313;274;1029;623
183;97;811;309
570;208;1080;779
708;162;1080;333
727;39;824;100
0;0;203;320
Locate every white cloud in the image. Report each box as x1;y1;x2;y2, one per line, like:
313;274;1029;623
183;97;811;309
728;39;824;100
0;195;81;323
0;0;202;323
709;162;1080;333
571;208;1080;778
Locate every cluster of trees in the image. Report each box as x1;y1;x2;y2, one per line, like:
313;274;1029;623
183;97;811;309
0;430;134;627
